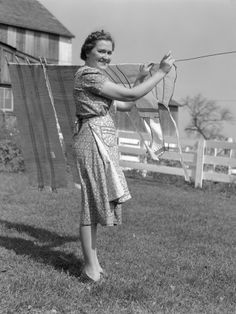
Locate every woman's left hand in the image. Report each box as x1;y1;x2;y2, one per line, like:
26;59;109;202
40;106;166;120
138;62;154;79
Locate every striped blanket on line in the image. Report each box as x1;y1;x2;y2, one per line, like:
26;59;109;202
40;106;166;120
8;62;189;189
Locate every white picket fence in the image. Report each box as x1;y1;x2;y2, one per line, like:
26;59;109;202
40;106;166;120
118;130;236;188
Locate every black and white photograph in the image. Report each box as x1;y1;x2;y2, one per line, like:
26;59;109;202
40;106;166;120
0;0;235;313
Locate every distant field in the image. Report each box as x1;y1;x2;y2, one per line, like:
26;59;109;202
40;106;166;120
0;172;235;314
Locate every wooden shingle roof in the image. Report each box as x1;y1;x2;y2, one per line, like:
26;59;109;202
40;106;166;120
0;0;74;38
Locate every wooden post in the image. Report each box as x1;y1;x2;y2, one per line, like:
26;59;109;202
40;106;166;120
140;139;147;177
194;138;205;188
227;137;233;174
212;147;217;171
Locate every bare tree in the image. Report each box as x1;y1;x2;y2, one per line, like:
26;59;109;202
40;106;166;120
182;94;234;140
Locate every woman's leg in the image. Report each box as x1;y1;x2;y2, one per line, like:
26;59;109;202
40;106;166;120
95;249;103;273
80;224;100;281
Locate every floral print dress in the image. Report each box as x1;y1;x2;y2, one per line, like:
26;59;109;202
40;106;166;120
73;65;131;226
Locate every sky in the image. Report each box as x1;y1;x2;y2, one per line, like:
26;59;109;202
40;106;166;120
39;0;236;139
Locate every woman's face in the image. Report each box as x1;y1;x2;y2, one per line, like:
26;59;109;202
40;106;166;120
86;40;113;70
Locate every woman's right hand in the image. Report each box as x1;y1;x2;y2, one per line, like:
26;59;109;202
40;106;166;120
159;51;175;74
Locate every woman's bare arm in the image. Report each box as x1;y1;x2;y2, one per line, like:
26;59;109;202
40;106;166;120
100;53;175;105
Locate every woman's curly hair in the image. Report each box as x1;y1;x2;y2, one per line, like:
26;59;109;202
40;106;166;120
80;30;115;61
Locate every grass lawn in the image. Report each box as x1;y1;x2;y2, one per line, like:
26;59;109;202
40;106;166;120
0;172;235;314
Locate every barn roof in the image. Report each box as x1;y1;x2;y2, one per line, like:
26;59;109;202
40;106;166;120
0;0;74;38
169;99;182;107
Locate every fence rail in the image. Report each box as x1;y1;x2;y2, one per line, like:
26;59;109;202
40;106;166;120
118;130;236;188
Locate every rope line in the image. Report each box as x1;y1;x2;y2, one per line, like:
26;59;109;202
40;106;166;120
175;50;236;63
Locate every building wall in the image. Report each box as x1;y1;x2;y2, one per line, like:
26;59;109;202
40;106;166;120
0;24;72;64
59;37;72;65
0;24;73;113
0;43;38;113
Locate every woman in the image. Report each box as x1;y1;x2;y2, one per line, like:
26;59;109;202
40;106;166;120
73;30;175;283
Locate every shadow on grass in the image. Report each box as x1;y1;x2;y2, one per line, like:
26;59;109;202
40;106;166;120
0;219;83;277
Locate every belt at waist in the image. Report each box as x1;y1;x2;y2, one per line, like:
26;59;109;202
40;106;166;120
74;114;115;134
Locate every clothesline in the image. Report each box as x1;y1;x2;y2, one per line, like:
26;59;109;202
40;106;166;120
175;50;236;62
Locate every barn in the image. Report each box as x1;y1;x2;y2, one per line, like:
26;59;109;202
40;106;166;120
0;0;74;115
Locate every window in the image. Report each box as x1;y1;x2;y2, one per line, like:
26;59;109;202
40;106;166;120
1;50;14;84
0;87;13;111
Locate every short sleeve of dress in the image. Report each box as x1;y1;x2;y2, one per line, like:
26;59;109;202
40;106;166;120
81;67;108;95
